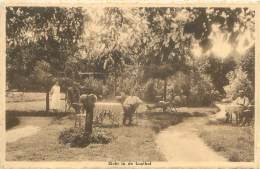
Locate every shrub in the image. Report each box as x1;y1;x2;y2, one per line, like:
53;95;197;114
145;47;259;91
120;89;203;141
187;72;220;106
165;71;220;106
224;68;254;100
143;80;158;102
82;77;104;96
229;152;240;162
59;127;113;147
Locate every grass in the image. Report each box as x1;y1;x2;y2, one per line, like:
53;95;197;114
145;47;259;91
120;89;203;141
139;106;217;133
6;112;165;161
6;98;254;162
6;92;66;102
6;105;216;161
139;111;184;133
199;123;254;162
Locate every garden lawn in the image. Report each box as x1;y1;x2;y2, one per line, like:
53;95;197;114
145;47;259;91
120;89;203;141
7;103;253;162
199;123;254;162
6;105;215;161
6;114;165;161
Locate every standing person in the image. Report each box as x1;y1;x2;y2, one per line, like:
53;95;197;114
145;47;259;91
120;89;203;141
67;82;81;113
50;80;61;112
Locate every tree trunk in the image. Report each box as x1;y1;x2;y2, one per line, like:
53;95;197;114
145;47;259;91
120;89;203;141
85;105;94;135
163;78;167;112
114;74;117;96
163;78;167;101
46;91;50;112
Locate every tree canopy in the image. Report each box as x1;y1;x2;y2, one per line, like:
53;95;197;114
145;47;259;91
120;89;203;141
6;7;85;89
6;7;255;104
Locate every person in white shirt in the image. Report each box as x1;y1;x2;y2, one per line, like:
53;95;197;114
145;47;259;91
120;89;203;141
122;93;143;126
50;80;61;112
226;90;250;124
233;90;250;108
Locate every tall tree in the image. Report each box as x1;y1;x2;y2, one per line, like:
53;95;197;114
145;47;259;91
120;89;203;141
80;8;146;95
6;7;85;111
139;8;193;103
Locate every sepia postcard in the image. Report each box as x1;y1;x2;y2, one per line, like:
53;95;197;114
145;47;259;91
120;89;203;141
0;0;260;169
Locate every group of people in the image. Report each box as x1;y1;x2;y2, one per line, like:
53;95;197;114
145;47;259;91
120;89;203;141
49;79;254;127
49;80;143;126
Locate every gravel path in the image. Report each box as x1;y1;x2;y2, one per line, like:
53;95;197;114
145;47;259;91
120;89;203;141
156;116;227;162
7;125;40;143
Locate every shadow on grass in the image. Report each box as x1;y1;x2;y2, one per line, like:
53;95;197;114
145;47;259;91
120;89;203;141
6;110;70;129
138;110;208;133
94;123;120;128
6;110;70;117
6;115;20;130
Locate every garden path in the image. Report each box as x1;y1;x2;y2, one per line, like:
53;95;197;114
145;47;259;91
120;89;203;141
156;112;227;162
7;126;40;143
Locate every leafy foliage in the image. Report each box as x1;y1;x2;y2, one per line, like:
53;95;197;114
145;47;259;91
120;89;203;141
184;8;254;51
59;127;113;147
165;71;220;106
196;55;236;93
239;46;255;85
224;68;254;100
143;80;158;102
30;61;53;90
6;7;85;90
187;72;220;106
6;7;255;106
82;77;104;96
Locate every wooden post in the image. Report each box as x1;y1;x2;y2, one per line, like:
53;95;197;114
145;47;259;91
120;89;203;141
163;78;167;101
114;73;117;96
85;105;94;135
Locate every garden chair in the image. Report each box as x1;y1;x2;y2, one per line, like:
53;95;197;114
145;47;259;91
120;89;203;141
239;104;254;126
146;100;178;113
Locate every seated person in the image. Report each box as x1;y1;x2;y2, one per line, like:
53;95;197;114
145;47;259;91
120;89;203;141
225;90;250;124
233;90;250;108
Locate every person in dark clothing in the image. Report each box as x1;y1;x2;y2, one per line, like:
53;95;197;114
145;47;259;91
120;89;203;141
122;105;136;126
66;82;81;113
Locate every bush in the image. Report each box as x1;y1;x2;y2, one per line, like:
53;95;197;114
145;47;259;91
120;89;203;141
187;72;221;106
143;80;158;102
82;77;105;96
224;68;254;100
59;127;113;147
165;71;220;106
